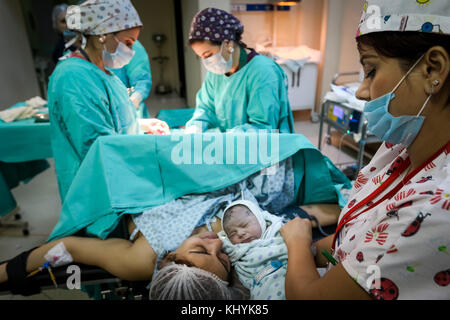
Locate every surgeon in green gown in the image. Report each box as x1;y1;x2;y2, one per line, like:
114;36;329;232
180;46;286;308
48;0;166;201
110;40;152;119
185;8;295;134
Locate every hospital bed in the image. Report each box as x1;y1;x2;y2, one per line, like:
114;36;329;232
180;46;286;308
0;132;348;299
0;264;151;300
0;205;335;299
0;217;151;300
0;107;192;237
0;101;52;236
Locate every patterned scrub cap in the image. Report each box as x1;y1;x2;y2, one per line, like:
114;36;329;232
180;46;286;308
357;0;450;37
189;7;244;42
66;0;143;35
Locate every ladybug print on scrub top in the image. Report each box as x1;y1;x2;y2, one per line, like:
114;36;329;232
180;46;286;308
401;212;431;237
434;269;450;287
369;278;399;300
333;142;450;300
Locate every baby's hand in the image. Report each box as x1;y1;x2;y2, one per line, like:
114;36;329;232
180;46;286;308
280;218;313;247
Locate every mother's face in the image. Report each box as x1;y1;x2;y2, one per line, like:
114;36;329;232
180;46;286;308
172;231;231;282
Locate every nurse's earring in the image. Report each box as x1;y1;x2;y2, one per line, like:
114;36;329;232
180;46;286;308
99;35;106;44
417;79;440;116
428;80;439;96
432;79;440;90
223;40;234;54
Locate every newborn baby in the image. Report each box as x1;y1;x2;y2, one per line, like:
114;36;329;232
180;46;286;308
222;204;264;244
219;200;287;300
221;200;284;243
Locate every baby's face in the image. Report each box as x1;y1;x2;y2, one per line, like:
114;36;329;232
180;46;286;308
224;205;262;244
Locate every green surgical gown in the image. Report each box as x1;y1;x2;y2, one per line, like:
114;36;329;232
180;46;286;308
48;57;139;201
186;55;295;133
110;40;152;119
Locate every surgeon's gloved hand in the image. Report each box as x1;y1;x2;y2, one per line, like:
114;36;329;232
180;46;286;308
184;125;202;134
130;91;143;110
139;119;171;135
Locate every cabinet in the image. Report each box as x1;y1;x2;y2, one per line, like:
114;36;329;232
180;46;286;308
280;63;318;111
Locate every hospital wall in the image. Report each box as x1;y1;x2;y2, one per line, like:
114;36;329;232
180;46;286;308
133;0;231;109
230;0;362;114
132;0;181;98
182;0;203;109
231;0;324;50
317;0;362;113
0;0;41;110
336;0;363;75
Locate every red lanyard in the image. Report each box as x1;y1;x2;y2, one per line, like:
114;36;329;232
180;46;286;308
332;141;450;250
69;53;87;61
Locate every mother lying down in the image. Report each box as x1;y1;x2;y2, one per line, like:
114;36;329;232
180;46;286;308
1;202;364;300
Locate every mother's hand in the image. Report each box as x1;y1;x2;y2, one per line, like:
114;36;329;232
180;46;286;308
280;217;313;247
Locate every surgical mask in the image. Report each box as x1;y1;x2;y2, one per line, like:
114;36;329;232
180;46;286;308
63;30;77;39
103;36;135;69
202;42;233;74
363;54;435;148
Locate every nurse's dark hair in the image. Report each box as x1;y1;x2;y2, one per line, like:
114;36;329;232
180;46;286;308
189;32;249;49
357;31;450;103
357;31;450;68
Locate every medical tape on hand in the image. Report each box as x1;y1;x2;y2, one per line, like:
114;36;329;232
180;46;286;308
44;242;74;268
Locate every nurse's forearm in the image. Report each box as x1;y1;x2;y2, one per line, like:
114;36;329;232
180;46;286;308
300;204;341;227
133;80;151;100
313;234;334;268
285;241;321;300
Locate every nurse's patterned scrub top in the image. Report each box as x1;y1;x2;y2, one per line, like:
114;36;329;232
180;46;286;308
332;141;450;300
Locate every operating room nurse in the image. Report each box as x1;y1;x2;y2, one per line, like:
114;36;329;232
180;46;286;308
48;0;166;201
51;4;69;64
185;8;295;134
110;40;152;119
280;0;450;300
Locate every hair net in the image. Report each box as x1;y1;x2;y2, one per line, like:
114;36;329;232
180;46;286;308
149;262;232;300
52;4;68;30
66;0;142;36
189;7;244;43
357;0;450;37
